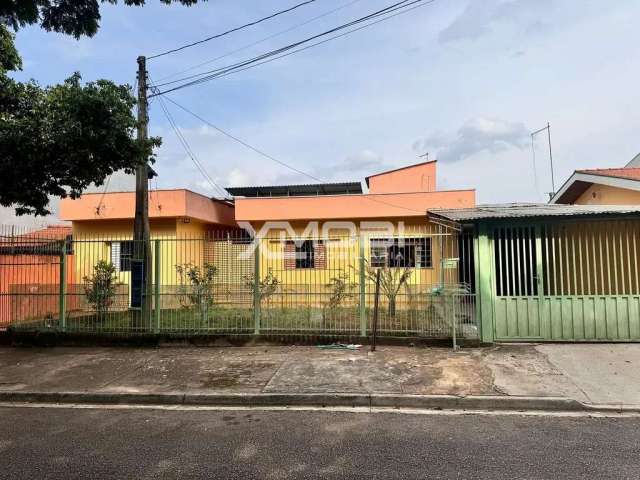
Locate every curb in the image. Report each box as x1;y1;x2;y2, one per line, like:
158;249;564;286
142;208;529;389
1;391;637;413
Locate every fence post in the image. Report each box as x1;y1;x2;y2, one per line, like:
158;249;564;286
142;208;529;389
359;234;367;337
253;239;261;335
154;240;161;334
451;293;458;351
59;240;67;332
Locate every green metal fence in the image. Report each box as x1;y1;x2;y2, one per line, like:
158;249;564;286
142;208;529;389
3;226;477;340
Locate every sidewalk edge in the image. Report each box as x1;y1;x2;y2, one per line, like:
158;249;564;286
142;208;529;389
1;391;637;413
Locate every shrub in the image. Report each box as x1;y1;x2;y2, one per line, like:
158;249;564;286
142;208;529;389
83;260;120;316
175;263;217;319
242;269;279;304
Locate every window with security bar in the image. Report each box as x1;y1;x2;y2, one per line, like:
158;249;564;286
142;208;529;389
370;237;432;268
110;241;134;273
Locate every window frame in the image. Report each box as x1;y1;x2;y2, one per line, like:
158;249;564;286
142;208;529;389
369;237;432;269
294;240;315;269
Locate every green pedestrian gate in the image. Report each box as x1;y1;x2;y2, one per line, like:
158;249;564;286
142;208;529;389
473;217;640;343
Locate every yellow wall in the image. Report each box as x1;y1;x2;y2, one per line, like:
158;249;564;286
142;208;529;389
70;217;462;310
248;219;460;294
71;218;179;291
575;184;640;205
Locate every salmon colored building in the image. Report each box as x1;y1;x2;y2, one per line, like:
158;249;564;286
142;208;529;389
226;160;476;288
59;189;238;296
54;161;475;312
228;161;474;226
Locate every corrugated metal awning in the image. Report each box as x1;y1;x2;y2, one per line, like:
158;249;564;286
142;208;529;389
428;203;640;223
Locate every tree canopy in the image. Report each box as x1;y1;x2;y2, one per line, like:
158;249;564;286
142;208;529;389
0;0;194;215
1;0;202;38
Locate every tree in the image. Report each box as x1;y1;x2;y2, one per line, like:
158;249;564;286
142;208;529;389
1;1;202;39
0;59;161;215
366;266;413;317
1;0;204;216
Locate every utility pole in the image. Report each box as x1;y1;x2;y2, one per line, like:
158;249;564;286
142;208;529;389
134;56;152;329
531;122;556;199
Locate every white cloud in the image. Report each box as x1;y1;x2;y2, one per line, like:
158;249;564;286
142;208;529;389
438;0;557;44
414;117;530;163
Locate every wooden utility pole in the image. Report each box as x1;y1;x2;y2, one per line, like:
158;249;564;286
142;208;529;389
134;55;152;329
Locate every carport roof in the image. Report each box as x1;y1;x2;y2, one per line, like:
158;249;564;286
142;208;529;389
428;203;640;223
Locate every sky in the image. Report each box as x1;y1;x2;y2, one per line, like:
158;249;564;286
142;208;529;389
5;0;640;225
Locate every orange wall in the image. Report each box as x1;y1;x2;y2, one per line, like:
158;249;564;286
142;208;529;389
367;162;436;194
234;189;475;222
60;189;236;226
0;254;75;325
575;184;640;205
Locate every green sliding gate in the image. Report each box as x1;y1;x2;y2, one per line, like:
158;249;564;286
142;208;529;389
476;218;640;342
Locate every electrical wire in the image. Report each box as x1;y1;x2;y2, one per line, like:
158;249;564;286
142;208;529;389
151;82;231;199
150;0;432;97
155;0;366;83
148;0;317;60
152;0;417;88
162;96;426;214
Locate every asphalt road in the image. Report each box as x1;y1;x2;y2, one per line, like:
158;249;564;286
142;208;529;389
1;406;639;479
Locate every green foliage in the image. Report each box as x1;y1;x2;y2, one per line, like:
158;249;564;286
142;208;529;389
366;265;413;317
1;0;203;39
0;0;203;216
175;263;218;317
324;272;357;311
0;72;161;215
243;269;279;303
0;25;21;74
83;260;120;316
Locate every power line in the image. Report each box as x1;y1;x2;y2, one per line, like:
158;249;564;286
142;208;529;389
164;96;324;182
162;96;426;214
151;83;230;199
152;0;419;89
148;0;318;60
155;0;366;83
150;0;432;97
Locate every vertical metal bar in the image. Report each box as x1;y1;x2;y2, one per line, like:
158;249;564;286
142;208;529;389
253;239;261;335
514;227;521;296
497;228;503;296
577;223;584;296
154;239;161;334
59;240;67;332
633;222;639;295
371;268;381;352
605;227;611;295
625;221;631;295
571;227;577;296
359;234;367;337
451;291;458;351
598;228;604;295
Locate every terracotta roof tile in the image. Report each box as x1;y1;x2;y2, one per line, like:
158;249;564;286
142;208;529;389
576;167;640;181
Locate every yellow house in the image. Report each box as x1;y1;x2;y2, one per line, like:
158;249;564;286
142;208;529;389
57;162;476;334
59;189;237;307
226;160;476;292
551;153;640;205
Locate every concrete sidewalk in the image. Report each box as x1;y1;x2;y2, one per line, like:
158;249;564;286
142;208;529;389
0;344;638;409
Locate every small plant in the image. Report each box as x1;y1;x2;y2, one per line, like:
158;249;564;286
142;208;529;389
175;263;218;319
366;266;413;317
324;272;357;311
83;260;120;316
243;269;279;304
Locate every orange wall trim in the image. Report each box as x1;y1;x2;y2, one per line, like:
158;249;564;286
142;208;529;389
234;190;476;222
60;189;236;226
